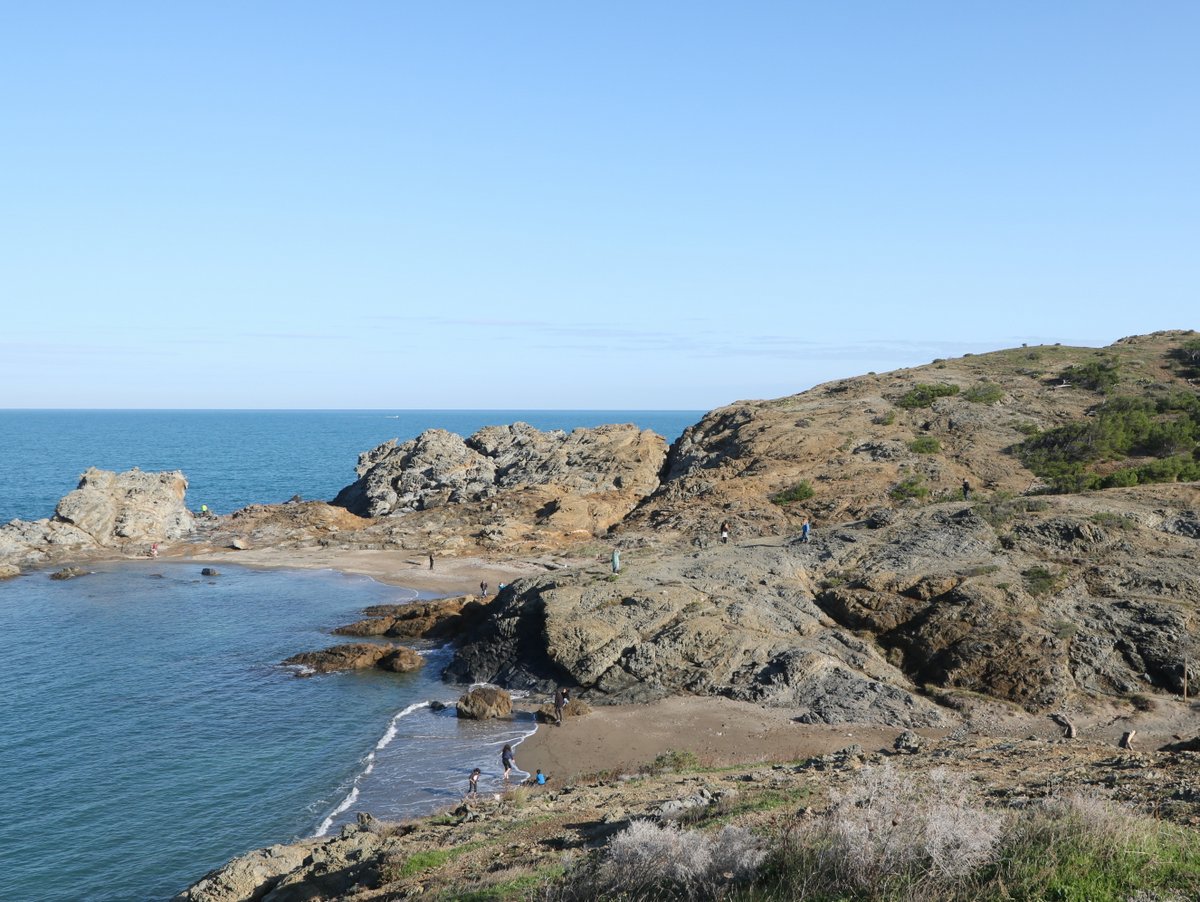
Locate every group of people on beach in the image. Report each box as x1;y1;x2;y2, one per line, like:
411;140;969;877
464;685;570;800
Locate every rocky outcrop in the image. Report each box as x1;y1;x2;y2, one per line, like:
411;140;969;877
446;543;948;727
455;686;513;719
283;643;424;675
334;596;487;641
334;423;666;518
0;468;193;568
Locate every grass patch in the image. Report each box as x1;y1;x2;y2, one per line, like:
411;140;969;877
908;436;942;454
873;410;896;426
897;382;960;409
770;480;814;505
1090;511;1135;531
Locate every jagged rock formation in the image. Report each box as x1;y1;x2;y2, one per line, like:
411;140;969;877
0;468;193;568
315;423;668;555
334;423;666;517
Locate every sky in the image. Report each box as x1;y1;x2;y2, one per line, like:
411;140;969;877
1;2;1196;410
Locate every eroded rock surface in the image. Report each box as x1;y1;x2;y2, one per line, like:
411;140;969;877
0;468;193;568
283;643;424;675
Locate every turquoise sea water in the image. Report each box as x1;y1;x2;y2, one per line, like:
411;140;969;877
0;410;700;901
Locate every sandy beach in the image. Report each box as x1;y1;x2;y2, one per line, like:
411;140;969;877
514;695;922;780
175;544;547;596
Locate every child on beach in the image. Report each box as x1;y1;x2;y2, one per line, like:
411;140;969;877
466;767;481;799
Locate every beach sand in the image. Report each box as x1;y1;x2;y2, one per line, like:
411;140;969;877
177;545;544;595
515;696;916;780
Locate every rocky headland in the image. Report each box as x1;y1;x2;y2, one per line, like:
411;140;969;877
6;331;1200;900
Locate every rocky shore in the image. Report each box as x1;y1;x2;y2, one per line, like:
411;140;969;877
5;330;1200;900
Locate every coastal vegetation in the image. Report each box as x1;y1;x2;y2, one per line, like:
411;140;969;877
896;382;960;409
1018;390;1200;493
770;480;814;505
907;436;941;454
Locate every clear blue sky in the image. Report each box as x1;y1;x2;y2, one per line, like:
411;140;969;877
1;2;1195;409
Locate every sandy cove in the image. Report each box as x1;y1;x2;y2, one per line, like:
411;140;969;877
155;541;1196;781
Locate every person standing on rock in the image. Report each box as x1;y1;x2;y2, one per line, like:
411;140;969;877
720;521;730;544
501;744;517;781
801;518;811;543
611;549;621;574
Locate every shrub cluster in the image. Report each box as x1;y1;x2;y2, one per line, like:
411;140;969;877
1169;338;1200;379
897;383;960;409
1019;393;1200;492
552;770;1200;902
908;436;941;454
890;475;930;501
770;480;814;505
963;381;1004;404
1060;357;1122;393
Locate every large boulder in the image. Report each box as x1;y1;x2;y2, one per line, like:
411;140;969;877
54;467;194;545
455;686;512;720
334;597;486;641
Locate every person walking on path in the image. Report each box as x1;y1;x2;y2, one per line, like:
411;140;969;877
962;479;971;500
501;744;517;781
801;518;811;543
720;520;730;544
466;767;481;799
611;549;621;574
428;553;434;570
480;581;488;597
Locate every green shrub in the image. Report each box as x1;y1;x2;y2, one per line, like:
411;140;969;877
648;749;698;773
1022;565;1060;597
873;410;896;426
1061;357;1121;393
770;480;814;505
963;381;1005;404
1013;421;1040;436
908;436;941;454
897;383;961;409
890;476;929;501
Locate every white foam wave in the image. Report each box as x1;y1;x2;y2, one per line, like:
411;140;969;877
377;702;429;750
312;701;432;837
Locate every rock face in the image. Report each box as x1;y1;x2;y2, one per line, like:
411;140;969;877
334;423;666;518
446;543;948;727
0;468;193;568
455;686;513;720
283;643;424;675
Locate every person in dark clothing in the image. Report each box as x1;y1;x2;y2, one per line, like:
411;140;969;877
554;687;567;725
720;521;730;544
962;479;971;500
501;744;516;781
466;767;481;799
429;554;434;570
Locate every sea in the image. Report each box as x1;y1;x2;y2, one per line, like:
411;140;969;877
0;410;700;902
